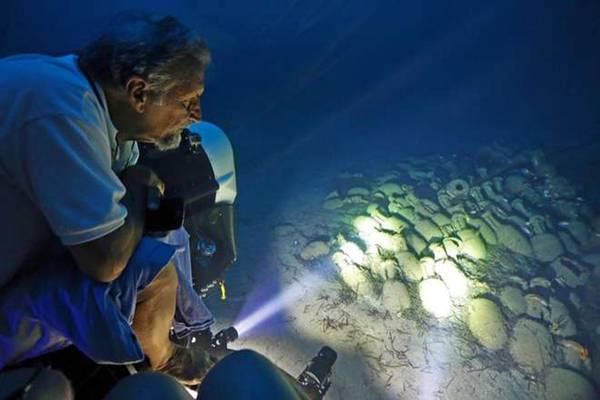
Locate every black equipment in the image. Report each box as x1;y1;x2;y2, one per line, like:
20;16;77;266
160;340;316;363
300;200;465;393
145;187;185;232
139;130;220;207
204;327;337;400
210;327;239;351
138;128;237;294
297;346;337;399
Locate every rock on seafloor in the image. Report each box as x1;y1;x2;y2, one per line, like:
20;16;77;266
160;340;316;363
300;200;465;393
313;148;600;398
322;197;344;210
419;279;452;318
395;251;423;282
509;318;555;374
466;298;507;350
531;233;564;263
340;264;375;298
499;286;526;316
273;223;297;237
300;240;330;261
434;259;470;299
544;368;596;400
550;258;587;288
558;339;592;373
548;297;577;337
381;280;411;315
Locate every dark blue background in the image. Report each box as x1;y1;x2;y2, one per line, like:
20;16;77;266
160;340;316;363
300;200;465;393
1;0;599;188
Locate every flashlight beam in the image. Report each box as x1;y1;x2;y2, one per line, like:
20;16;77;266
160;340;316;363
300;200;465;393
234;271;322;337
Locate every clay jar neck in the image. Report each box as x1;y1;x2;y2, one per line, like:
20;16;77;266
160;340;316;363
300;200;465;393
482;211;503;231
529;216;547;235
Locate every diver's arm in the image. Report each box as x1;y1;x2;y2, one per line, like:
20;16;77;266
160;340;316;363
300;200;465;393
67;166;163;283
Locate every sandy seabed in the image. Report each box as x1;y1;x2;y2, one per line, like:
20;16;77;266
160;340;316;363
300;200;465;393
205;147;600;400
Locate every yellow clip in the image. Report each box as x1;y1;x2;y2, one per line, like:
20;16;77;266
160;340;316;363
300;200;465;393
580;346;590;361
219;280;227;300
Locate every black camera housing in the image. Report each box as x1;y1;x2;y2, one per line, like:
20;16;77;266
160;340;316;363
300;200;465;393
145;197;185;232
138;129;237;294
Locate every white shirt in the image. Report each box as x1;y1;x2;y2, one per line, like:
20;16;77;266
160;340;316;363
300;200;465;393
0;54;139;286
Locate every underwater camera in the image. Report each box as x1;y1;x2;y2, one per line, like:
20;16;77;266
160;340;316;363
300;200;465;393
297;346;337;399
139;123;238;295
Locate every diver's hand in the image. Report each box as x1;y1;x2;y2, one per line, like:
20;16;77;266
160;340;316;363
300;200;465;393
69;165;157;283
121;165;165;195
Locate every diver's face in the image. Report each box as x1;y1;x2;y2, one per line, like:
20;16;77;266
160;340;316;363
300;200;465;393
140;71;205;150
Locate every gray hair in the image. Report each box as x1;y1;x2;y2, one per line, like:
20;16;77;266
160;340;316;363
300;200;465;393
78;13;210;94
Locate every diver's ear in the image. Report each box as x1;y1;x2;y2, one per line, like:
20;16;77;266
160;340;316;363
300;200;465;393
125;76;149;113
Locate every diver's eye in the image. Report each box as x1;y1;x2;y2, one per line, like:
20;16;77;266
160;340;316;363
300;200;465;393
177;97;195;113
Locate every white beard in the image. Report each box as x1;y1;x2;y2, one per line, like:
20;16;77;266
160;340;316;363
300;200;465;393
155;130;183;151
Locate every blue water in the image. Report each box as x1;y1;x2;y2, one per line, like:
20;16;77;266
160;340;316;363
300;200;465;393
1;1;599;181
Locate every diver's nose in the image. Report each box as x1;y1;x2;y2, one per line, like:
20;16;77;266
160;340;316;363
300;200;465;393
189;99;202;123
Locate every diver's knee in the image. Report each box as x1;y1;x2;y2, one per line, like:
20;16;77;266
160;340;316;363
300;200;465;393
211;349;277;378
0;368;75;400
105;372;191;400
152;262;179;293
30;369;74;400
137;262;178;303
198;350;300;399
224;349;269;366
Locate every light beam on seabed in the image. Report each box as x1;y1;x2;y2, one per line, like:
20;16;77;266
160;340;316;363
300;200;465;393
373;329;452;400
234;268;329;338
418;322;458;400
